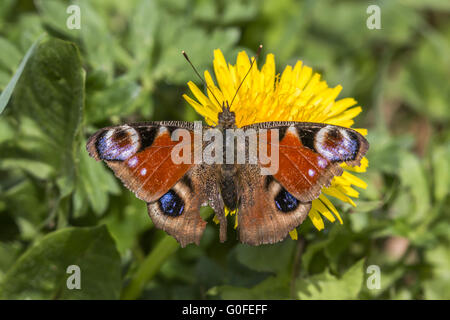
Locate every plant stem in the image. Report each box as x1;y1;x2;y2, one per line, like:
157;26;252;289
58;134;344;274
290;237;306;299
121;235;179;300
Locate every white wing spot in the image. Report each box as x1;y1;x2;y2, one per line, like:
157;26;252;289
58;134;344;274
128;156;138;167
318;157;327;168
287;126;297;136
158;127;169;135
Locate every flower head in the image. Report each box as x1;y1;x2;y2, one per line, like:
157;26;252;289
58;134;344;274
183;49;368;235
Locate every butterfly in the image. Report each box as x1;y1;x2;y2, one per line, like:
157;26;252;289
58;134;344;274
86;103;369;247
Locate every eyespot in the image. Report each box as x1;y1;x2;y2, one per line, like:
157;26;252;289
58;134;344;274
96;126;140;161
158;190;184;217
314;126;359;162
275;188;299;212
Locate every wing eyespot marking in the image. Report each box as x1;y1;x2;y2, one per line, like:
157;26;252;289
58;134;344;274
274;188;300;213
96;126;140;161
314;126;359;162
158;189;185;217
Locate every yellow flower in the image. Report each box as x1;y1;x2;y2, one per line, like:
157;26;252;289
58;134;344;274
183;49;369;235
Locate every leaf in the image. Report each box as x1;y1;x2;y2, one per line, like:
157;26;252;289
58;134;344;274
0;242;22;282
399;153;430;223
35;0;79;38
121;235;179;300
0;37;22;72
432;144;449;202
2;179;49;240
12;38;84;195
296;259;365;299
128;0;159;64
102;194;151;255
401;0;450;11
423;245;450;300
390;30;450;121
153;20;239;84
0;118;14;143
0;35;43;115
0;225;121;299
78;0;116;78
85;77;141;122
0;0;15;20
235;239;295;273
213;275;290;300
73;140;120;217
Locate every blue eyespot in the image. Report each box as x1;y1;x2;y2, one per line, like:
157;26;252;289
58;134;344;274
275;188;299;212
158;190;184;217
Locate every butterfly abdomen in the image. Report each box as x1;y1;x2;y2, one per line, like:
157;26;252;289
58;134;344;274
220;164;238;211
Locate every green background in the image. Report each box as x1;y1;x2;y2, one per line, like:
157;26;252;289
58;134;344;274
0;0;448;299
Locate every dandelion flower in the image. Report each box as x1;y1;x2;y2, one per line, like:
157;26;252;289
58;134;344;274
183;49;369;236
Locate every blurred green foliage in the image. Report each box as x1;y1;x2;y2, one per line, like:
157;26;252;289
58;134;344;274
0;0;448;300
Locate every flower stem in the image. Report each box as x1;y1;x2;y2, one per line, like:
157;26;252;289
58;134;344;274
121;235;179;300
290;236;306;299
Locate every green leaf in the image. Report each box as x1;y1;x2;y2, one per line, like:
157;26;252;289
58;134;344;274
0;0;15;20
399;153;430;223
400;0;450;11
390;30;450;121
0;118;14;143
78;0;116;77
235;239;295;273
121;235;179;300
432;144;449;202
423;245;450;299
0;225;121;299
0;37;22;72
85;77;141;122
213;275;290;300
12;38;84;194
153;21;239;84
73;140;120;217
0;242;22;282
296;259;365;299
0;35;43;115
2;179;49;240
128;0;159;64
35;0;79;38
103;194;151;255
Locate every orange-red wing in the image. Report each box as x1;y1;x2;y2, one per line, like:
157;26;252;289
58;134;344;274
86;123;194;203
256;123;368;202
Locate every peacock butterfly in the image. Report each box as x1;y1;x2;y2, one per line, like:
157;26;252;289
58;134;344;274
86;103;368;247
86;49;369;247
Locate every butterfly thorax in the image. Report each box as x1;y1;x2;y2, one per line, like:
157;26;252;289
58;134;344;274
217;102;237;129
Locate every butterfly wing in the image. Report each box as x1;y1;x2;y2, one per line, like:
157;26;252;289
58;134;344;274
237;164;312;245
146;163;226;247
236;122;369;245
86;121;226;247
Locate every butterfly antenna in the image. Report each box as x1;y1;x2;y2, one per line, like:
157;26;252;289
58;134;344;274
182;50;222;108
229;44;263;108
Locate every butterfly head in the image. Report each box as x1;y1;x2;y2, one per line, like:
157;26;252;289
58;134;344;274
217;101;236;129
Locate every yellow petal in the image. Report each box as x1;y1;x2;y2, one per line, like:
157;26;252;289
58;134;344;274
289;229;298;240
184;49;369;234
319;194;343;224
308;208;325;230
312;198;336;223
